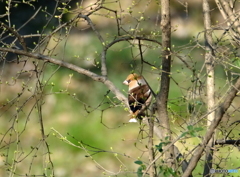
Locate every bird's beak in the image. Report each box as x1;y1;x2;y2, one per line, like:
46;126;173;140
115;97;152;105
123;80;128;85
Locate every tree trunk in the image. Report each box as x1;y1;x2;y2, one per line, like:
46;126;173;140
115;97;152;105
157;0;175;168
202;0;215;176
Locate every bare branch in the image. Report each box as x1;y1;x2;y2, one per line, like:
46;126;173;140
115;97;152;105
215;0;240;43
0;23;28;51
215;139;240;146
0;47;128;106
202;0;215;175
148;107;157;177
182;77;240;177
219;0;240;34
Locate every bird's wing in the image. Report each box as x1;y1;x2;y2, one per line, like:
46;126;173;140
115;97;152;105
128;85;151;113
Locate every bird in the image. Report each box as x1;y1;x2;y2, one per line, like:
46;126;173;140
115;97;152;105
123;73;152;122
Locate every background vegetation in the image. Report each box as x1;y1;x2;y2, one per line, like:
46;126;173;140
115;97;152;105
0;0;240;177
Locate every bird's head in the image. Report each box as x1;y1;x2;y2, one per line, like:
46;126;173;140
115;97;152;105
123;73;146;90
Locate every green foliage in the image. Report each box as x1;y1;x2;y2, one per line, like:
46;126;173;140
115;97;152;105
158;166;179;177
180;125;204;138
155;137;171;152
134;160;146;177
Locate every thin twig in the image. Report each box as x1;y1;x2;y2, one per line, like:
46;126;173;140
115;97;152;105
182;77;240;177
0;47;128;106
0;23;28;51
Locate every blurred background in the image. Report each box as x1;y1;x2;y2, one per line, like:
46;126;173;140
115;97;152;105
0;0;240;176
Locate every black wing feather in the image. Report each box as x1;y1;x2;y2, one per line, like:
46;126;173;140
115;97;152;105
128;85;151;113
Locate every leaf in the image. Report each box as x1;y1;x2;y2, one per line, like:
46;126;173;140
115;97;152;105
180;132;187;138
136;164;146;177
187;125;193;130
155;141;171;152
137;166;143;177
155;144;163;152
134;160;143;165
180;125;204;138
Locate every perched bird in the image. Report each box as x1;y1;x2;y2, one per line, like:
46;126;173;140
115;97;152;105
123;73;152;122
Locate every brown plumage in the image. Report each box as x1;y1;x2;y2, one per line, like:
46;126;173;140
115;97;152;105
123;73;152;122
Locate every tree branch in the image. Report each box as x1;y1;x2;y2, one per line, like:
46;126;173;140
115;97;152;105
157;0;175;168
202;0;215;176
182;77;240;177
0;47;128;106
215;139;240;146
0;23;28;52
215;0;240;43
147;116;156;177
